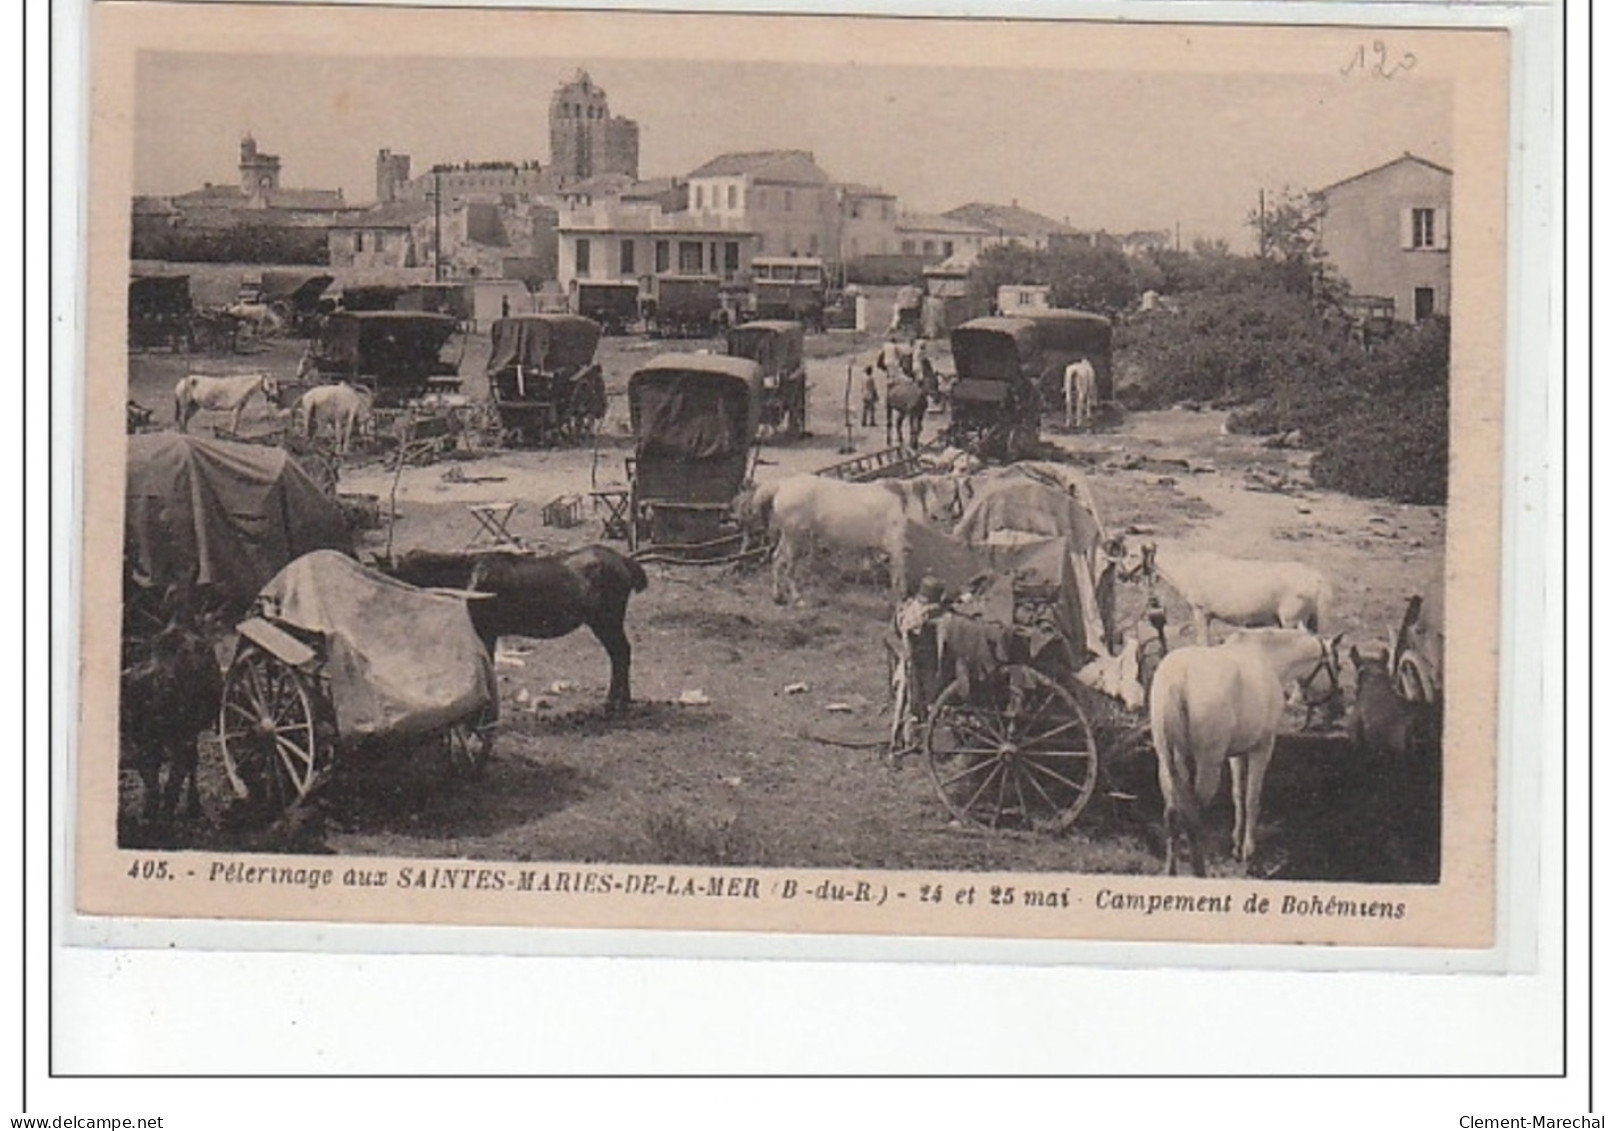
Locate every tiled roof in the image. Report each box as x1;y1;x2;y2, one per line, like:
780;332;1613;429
897;212;992;235
332;201;434;228
942;202;1076;238
1315;153;1453;195
687;150;829;185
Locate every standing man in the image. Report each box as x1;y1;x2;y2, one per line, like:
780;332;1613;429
861;365;880;427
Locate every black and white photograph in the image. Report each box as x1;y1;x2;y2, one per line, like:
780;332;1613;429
76;2;1511;948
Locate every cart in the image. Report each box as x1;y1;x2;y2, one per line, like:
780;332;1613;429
485;314;607;447
726;320;808;441
625;354;764;562
574;280;642;335
891;475;1151;832
217;550;498;815
641;274;722;338
302;311;463;408
944;316;1044;461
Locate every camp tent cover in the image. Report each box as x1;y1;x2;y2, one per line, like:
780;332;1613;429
124;432;353;608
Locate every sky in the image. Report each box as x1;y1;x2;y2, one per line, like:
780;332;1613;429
134;50;1452;251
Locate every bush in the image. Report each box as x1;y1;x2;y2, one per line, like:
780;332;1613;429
1311;386;1448;504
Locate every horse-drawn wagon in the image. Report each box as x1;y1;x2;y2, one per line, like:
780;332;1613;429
1020;308;1114;407
218;550;498;816
128;274;196;352
890;472;1151;832
943;316;1045;461
750;257;828;332
258;270;335;337
484;314;607;447
641;274;723;338
624;354;764;561
725;320;808;440
574;280;642;335
302;310;464;408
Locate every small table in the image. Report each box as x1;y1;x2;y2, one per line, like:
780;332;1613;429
467;501;523;550
591;490;631;541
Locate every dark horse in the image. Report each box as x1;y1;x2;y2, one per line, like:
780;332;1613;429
885;369;939;450
385;545;649;710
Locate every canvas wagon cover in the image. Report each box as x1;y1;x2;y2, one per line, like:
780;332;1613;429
125;433;352;608
725;321;804;380
630;356;762;504
486;315;601;376
953;477;1111;659
258;550;494;742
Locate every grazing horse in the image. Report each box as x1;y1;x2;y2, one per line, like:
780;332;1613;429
886;370;937;449
1149;627;1342;876
1063;358;1097;430
174;372;280;434
384;545;648;710
747;474;956;606
1128;541;1332;646
296;383;373;453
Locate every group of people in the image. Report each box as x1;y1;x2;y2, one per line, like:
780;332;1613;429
859;335;937;428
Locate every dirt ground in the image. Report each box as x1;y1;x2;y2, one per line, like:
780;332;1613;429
120;325;1445;881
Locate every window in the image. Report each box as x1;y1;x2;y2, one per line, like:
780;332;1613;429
1411;208;1436;249
942;241;954;258
901;239;916;255
695;185;705;210
654;241;670;273
353;231;365;253
678;241;703;273
784;190;793;212
727;185;737;210
620;239;635;275
809;234;819;254
575;238;591;275
922;240;936;256
724;242;740;274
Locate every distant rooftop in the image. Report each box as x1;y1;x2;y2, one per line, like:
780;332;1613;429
687;150;830;185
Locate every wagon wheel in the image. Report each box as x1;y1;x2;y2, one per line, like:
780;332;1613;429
924;664;1099;833
218;644;327;814
444;698;498;778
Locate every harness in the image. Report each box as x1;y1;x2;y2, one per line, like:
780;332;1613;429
1296;635;1341;712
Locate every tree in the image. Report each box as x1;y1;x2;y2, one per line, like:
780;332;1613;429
1247;186;1333;298
967;243;1045;307
1043;242;1138;314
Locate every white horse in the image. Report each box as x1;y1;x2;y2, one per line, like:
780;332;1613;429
1150;627;1343;876
296;383;373;453
748;474;956;605
224;302;283;339
173;372;280;434
1063;358;1097;430
1130;541;1332;646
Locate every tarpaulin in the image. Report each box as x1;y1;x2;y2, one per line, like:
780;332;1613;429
258;550;494;743
125;433;352;608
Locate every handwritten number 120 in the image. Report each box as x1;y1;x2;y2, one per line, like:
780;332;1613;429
1342;41;1417;79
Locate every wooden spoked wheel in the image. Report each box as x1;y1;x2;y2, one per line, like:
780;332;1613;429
444;699;498;778
924;665;1099;833
218;645;324;813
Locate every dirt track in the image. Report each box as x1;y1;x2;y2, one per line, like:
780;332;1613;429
123;330;1445;881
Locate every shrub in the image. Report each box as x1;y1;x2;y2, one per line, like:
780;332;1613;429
1311;386;1449;504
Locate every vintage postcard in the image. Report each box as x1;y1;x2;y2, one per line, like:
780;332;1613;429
73;1;1515;954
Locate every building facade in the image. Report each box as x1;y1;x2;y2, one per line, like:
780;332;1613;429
942;201;1077;253
1315;153;1452;322
837;184;898;260
896;212;991;265
549;70;640;183
556;201;756;291
685;150;838;260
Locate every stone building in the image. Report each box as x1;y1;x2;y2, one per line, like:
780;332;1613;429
549;70;640;183
1315;152;1452;322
